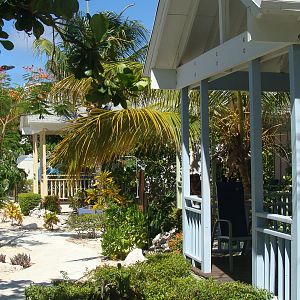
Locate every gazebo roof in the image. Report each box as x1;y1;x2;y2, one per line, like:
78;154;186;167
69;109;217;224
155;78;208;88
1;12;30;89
144;0;300;90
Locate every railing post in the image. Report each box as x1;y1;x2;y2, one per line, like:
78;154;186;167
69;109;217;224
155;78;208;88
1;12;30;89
249;58;265;288
181;87;190;255
200;79;211;273
289;44;300;300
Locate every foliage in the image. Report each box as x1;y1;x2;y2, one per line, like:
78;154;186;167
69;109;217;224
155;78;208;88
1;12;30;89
211;91;290;193
60;12;149;108
43;195;60;213
0;253;6;263
2;202;23;225
0;68;51;199
109;158;139;201
43;211;59;230
85;171;125;210
51;108;180;174
18;193;41;216
67;214;103;238
168;233;183;254
68;190;86;211
25;253;272;300
0;0;79;50
25;282;99;300
10;253;31;268
102;202;147;259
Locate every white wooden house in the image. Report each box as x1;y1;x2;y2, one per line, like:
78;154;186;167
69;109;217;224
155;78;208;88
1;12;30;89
144;1;300;299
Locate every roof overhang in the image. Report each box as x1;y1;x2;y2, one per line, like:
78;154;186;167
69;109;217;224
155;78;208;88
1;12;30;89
19;114;68;136
144;0;300;90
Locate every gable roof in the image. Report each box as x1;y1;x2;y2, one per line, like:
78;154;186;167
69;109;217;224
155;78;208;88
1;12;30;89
144;0;300;78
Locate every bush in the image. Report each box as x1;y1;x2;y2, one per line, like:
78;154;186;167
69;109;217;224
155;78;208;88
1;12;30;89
101;203;147;260
25;253;272;300
3;202;23;225
10;253;31;268
43;212;59;230
168;232;183;253
67;214;103;238
43;195;60;213
18;193;41;216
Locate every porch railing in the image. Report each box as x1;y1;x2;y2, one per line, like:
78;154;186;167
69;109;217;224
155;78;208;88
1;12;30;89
256;191;292;300
184;195;210;267
47;174;95;201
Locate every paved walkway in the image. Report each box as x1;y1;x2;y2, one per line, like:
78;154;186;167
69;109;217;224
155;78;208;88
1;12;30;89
0;229;102;299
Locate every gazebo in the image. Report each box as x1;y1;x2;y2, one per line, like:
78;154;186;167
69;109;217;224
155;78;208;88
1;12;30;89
144;1;300;299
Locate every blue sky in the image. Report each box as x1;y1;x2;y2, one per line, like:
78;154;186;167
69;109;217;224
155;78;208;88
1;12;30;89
1;0;158;85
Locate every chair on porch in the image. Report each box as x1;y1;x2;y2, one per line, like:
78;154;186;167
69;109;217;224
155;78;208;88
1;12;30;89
212;181;251;272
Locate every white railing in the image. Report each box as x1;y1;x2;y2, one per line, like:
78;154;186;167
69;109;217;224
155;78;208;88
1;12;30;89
256;192;292;300
47;174;95;201
184;195;203;265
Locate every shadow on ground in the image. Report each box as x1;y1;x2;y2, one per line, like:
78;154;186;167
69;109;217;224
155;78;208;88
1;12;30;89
0;279;45;299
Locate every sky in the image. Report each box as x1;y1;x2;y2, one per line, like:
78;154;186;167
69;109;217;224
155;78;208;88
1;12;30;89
0;0;158;85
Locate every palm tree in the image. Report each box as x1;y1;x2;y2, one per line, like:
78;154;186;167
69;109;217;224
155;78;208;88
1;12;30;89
34;10;290;194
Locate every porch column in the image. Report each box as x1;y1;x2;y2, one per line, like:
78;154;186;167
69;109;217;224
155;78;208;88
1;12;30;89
39;130;47;198
32;133;39;194
289;44;300;300
181;87;190;255
200;79;211;273
249;58;264;288
176;153;182;209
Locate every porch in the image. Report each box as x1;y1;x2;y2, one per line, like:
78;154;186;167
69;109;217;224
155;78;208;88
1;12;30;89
144;1;300;299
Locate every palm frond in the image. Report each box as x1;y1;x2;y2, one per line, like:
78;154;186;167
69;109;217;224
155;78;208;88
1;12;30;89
50;108;184;174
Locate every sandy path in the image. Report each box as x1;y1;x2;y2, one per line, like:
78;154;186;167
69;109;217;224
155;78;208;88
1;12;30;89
0;219;102;299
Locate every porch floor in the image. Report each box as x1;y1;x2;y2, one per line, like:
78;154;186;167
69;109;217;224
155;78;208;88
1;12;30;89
192;254;252;284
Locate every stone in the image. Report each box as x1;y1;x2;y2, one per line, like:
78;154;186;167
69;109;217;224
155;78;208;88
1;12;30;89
22;223;38;230
124;248;147;266
152;233;162;245
0;262;23;272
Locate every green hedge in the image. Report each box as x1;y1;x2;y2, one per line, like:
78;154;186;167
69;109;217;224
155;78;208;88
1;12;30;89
25;253;272;300
18;193;41;216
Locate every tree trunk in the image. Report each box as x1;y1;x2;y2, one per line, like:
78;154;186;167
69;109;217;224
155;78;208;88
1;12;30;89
238;161;251;199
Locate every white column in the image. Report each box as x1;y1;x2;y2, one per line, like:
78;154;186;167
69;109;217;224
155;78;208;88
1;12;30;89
39;130;47;198
200;79;211;273
181;87;190;255
32;133;39;194
289;44;300;300
249;58;265;288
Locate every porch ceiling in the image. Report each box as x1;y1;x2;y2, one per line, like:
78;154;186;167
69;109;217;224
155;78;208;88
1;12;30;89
144;0;300;84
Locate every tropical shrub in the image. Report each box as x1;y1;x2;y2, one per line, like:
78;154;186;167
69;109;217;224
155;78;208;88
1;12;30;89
43;212;59;230
10;253;31;268
43;195;60;213
85;171;125;210
67;214;103;238
3;202;23;225
102;202;147;259
18;193;41;216
25;253;272;300
68;190;86;211
168;232;183;254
